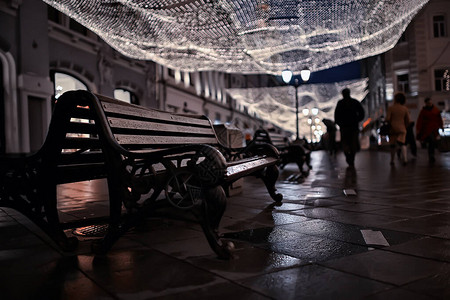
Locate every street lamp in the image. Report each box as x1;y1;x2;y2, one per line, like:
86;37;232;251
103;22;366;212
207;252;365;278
282;68;311;140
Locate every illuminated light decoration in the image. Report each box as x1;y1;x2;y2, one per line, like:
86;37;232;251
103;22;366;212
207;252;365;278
43;0;429;75
226;78;368;135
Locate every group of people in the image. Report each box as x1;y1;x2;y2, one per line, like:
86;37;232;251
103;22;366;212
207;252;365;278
333;88;444;168
385;93;444;165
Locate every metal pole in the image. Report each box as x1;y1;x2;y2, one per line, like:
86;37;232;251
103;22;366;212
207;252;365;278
295;79;299;140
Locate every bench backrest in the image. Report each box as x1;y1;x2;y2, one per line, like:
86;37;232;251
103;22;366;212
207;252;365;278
94;94;220;152
39;91;223;183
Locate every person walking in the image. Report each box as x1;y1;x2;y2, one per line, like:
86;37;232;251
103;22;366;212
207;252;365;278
406;121;417;158
334;88;365;168
386;92;410;165
416;97;444;163
322;118;337;156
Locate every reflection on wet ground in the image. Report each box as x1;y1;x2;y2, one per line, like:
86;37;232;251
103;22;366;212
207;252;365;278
1;148;450;299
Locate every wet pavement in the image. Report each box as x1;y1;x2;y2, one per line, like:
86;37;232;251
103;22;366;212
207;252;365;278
1;148;450;299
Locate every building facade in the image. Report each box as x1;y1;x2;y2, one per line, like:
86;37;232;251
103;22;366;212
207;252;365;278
384;0;450;129
1;0;277;154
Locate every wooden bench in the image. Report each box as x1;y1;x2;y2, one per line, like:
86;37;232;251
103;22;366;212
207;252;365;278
0;90;282;259
251;129;311;176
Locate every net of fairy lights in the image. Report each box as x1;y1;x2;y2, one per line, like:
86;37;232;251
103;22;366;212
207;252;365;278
43;0;429;75
226;78;368;139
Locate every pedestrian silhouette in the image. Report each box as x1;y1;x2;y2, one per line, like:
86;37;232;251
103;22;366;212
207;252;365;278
334;88;365;168
416;97;444;163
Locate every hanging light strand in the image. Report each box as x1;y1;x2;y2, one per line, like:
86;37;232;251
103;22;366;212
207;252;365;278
44;0;429;75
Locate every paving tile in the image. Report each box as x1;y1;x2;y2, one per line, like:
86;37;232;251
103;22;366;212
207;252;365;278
386;236;450;262
321;249;447;286
291;206;404;228
379;213;450;238
224;226;369;263
188;245;304;280
77;248;227;299
332;203;389;212
0;268;114;300
237;264;392;300
365;288;435;300
150;281;271;300
280;218;420;248
366;207;440;218
402;267;450;299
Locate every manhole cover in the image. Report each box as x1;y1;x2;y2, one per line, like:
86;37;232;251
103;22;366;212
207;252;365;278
72;224;108;237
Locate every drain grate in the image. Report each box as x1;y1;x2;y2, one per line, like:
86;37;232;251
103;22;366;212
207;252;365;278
72;224;109;237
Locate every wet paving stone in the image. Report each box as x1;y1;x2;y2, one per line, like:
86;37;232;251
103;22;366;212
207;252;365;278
321;249;447;286
77;249;228;299
150;281;272;300
386;236;450;262
279;218;421;248
401;268;450;299
379;213;450;238
224;226;368;263
237;264;392;300
365;207;441;218
364;288;436;300
188;245;304;280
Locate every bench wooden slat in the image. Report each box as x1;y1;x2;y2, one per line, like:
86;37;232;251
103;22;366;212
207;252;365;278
100;99;211;127
108;117;215;136
114;134;218;145
226;157;278;181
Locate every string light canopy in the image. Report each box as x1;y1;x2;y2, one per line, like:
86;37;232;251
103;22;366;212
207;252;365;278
226;78;368;136
44;0;429;75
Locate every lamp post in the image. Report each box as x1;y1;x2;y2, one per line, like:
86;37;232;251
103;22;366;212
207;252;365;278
282;68;311;140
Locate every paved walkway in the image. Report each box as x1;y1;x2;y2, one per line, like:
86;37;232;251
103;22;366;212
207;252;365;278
1;148;449;299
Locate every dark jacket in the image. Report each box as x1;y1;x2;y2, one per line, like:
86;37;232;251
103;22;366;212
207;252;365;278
334;97;365;129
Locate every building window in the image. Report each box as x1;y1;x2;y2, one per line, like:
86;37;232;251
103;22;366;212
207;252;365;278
433;15;446;38
53;72;88;100
69;19;88;36
398;32;407;43
47;5;62;24
435;69;450;91
114;88;138;104
214;112;221;124
48;4;91;37
397;74;409;93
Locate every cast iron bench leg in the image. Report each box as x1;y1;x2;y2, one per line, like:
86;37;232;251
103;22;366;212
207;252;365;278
262;165;283;202
192;185;234;259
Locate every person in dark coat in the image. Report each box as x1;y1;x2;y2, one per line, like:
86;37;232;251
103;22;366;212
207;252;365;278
322;118;337;156
416;97;444;163
406;121;417;157
334;88;365;167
